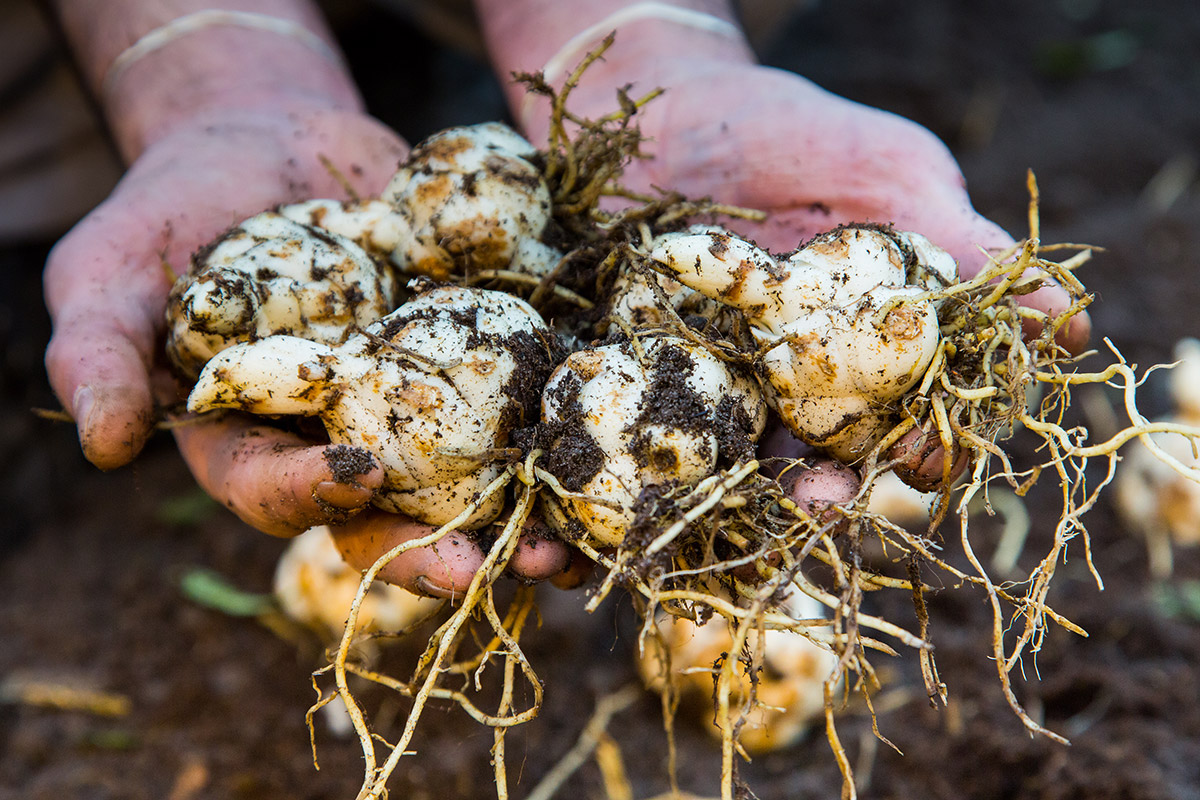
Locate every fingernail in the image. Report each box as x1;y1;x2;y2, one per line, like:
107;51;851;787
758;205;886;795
413;576;456;600
72;385;95;434
314;480;373;509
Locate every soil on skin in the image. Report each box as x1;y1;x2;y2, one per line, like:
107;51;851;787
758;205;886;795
4;1;1200;798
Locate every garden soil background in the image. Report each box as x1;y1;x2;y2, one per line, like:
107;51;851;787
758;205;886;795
3;1;1200;798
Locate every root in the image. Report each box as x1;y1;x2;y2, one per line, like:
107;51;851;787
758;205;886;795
523;685;642;800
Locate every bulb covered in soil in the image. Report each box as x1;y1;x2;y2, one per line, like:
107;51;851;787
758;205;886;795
186;284;558;529
535;333;767;547
380;122;563;281
651;225;956;461
165;211;400;379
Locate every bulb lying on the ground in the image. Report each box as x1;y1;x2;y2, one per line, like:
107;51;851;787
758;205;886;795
651;225;957;461
187;284;557;528
165;212;400;378
379;122;563;281
638;587;838;754
1115;337;1200;556
535;333;766;547
274;526;440;639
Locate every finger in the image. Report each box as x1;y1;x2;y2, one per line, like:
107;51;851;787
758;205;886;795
44;317;157;470
508;518;572;582
640;71;1092;355
172;413;383;537
332;511;485;600
931;206;1092;356
44;230;165;470
781;459;861;521
549;549;595;590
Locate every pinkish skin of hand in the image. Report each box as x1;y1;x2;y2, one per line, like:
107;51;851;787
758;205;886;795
521;58;1090;355
44;108;407;475
332;513;574;599
172;413;386;537
611;64;1090;485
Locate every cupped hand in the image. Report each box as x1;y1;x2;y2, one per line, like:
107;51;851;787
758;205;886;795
553;59;1090;354
562;59;1089;489
44;106;407;470
44;105;579;592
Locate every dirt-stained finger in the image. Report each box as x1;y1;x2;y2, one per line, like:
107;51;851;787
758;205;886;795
782;458;860;520
507;517;572;583
332;511;485;599
889;424;969;492
173;413;383;537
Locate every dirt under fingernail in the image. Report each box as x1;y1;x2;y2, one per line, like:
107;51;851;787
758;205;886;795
323;444;378;484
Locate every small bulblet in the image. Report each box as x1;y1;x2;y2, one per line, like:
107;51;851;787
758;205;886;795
651;225;957;462
381;122;562;281
536;334;766;547
165;211;399;378
187;285;557;529
274;526;440;639
637;587;838;754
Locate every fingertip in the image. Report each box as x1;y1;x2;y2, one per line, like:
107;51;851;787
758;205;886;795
889;426;968;492
313;480;377;511
395;531;486;599
1018;284;1093;356
783;459;860;514
45;311;159;471
1060;307;1093;355
320;444;385;492
333;513;486;599
74;382;156;470
509;527;571;582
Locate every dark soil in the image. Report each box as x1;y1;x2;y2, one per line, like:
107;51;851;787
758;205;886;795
4;1;1200;798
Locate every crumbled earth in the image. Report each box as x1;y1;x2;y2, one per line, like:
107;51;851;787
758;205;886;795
3;1;1200;798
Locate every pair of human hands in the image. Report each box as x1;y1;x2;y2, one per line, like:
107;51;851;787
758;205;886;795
43;58;1089;597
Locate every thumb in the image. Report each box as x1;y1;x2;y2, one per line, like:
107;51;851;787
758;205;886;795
43;213;168;470
44;311;158;470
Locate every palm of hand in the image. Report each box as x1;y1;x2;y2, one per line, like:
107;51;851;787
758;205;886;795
608;61;1084;350
44;108;407;470
612;61;1013;266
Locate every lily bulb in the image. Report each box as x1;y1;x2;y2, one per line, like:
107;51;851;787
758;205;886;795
651;225;956;461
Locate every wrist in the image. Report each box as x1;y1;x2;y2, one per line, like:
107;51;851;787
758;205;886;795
105;24;362;161
476;0;755;136
51;2;362;162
